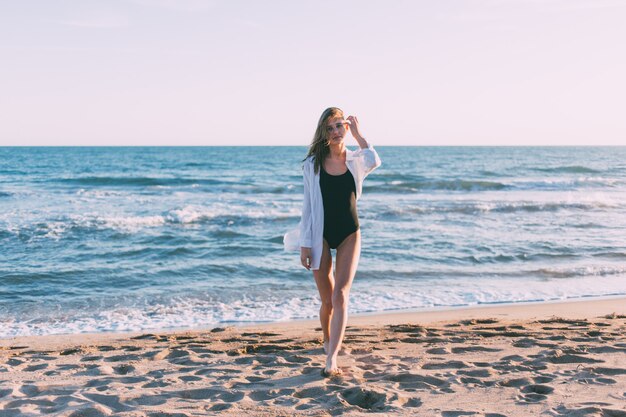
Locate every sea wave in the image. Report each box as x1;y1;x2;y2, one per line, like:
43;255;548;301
512;177;619;190
368;179;508;193
3;273;626;338
592;252;626;259
367;176;619;193
533;165;602;174
534;265;626;279
56;176;223;187
488;201;618;213
0;292;321;338
380;200;619;218
0;205;301;239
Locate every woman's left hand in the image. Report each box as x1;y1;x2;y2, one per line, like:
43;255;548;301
346;115;363;140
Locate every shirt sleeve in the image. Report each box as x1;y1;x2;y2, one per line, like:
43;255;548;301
299;161;313;248
354;144;382;176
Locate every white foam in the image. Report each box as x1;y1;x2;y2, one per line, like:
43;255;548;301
1;202;304;239
100;215;166;231
3;273;626;339
165;205;216;224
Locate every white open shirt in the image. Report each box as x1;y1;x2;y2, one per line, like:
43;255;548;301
283;144;382;270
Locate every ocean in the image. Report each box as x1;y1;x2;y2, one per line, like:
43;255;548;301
1;146;625;338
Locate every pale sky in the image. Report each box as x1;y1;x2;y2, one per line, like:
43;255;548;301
1;0;625;146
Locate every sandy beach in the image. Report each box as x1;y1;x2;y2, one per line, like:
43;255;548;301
1;297;625;416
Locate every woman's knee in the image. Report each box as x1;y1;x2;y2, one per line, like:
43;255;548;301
332;287;350;308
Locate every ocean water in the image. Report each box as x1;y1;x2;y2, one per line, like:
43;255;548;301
1;146;625;338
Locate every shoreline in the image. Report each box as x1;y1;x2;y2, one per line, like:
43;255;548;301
3;295;625;350
2;295;625;416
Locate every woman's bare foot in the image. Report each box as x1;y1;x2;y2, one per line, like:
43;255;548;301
322;355;342;378
323;339;329;354
321;367;343;378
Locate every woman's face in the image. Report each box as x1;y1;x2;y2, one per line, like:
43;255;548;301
325;116;349;145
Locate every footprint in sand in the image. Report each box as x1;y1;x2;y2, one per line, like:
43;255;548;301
589;345;626;354
6;358;24;367
143;348;171;361
339;387;389;411
350;347;374;355
283;355;312;364
385;373;451;392
499;377;533;388
80;355;103;362
499;354;526;362
56;364;81;371
244;375;269;383
83;392;134;412
451;346;502;354
248;388;295;401
403;397;422;408
450;369;496;387
142;380;169;388
208;403;233;411
66;404;110;417
387;324;427;334
422;360;469;370
552;405;626;416
294;386;329;400
512;338;536;348
176;388;244;402
520;384;554;395
426;347;450;355
130;333;157;340
357;354;386;365
165;349;190;360
536;349;604;365
241;331;281;337
112;364;135;375
19;384;77;397
97;345;116;352
460;318;500;326
538;318;589;326
591;367;626;376
594;377;618;385
104;353;141;362
121;345;142;352
85;379;110;389
516;384;554;403
300;366;324;375
60;348;82;356
178;375;203;382
23;363;48;372
533;375;555;384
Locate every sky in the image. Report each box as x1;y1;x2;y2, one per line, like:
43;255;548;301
1;0;625;146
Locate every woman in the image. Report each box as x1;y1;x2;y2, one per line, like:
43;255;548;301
284;107;381;377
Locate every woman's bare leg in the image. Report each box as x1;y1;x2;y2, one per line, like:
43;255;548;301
325;229;361;373
313;239;333;352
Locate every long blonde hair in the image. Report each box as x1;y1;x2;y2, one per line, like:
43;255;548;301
303;107;344;174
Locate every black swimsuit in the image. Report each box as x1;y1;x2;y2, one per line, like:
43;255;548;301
320;164;359;249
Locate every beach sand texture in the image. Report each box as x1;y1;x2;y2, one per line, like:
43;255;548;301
1;299;625;417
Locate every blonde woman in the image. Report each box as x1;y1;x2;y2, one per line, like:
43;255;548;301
285;107;381;377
